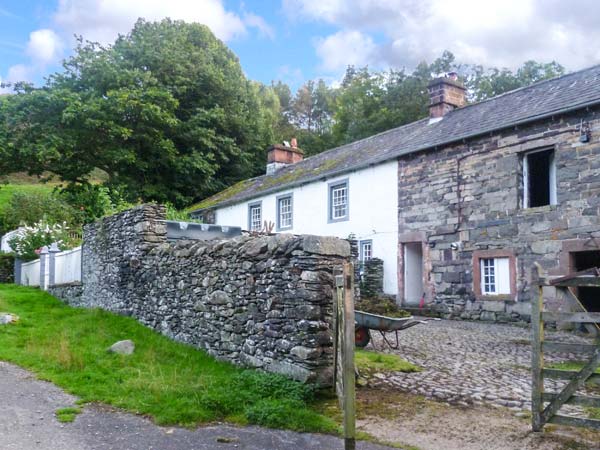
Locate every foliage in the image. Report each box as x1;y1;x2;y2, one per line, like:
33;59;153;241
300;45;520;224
0;19;276;208
164;203;201;223
8;221;73;261
463;60;565;102
0;23;567;210
0;285;337;432
0;188;81;235
59;184;134;223
355;297;411;318
0;254;14;283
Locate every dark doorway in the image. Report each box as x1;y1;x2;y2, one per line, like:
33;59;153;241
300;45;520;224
572;250;600;312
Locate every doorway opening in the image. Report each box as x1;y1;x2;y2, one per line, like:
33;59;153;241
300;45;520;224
571;250;600;312
404;242;423;305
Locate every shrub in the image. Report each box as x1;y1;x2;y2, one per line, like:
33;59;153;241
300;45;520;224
0;253;14;283
8;221;74;261
60;184;135;223
164;203;202;223
0;190;81;235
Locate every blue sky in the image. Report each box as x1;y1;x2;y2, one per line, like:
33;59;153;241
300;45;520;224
2;0;600;93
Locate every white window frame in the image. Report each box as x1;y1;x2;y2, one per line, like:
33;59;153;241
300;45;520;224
480;257;510;295
360;240;373;262
328;179;349;223
248;201;262;232
276;193;293;231
523;147;557;209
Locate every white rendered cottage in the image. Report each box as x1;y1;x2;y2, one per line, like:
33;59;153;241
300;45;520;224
191;139;400;295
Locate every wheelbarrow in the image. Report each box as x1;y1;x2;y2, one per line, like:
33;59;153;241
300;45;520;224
354;310;439;349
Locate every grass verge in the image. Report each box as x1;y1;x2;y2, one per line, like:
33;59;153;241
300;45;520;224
356;350;421;375
0;284;337;433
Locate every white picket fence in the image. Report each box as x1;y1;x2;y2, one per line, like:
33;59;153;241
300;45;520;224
20;259;41;286
17;246;82;288
54;247;82;285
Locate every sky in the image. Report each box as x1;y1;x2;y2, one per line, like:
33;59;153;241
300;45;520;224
2;0;600;93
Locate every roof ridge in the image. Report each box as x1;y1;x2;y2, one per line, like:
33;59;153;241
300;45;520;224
453;63;600;114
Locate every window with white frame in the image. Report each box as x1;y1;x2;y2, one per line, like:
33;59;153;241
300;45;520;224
248;202;262;232
523;148;556;208
277;194;293;230
329;180;348;222
360;240;373;262
480;257;510;295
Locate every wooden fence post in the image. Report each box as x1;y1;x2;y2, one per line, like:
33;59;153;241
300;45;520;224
531;268;545;431
342;261;356;450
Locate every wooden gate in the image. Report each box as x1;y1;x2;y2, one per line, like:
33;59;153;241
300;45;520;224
532;266;600;431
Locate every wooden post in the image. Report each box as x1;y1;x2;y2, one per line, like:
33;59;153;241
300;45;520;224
531;272;545;432
342;262;356;450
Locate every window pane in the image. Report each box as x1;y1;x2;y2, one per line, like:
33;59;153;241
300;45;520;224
481;258;496;294
331;184;347;219
279;197;292;228
250;205;261;231
361;242;372;261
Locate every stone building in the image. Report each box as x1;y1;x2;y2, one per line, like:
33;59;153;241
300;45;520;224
191;65;600;322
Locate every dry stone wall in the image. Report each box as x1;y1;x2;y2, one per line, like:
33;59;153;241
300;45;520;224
59;204;350;384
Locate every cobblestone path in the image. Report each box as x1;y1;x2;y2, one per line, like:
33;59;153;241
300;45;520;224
367;319;596;411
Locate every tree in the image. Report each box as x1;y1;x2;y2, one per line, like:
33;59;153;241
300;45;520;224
464;60;565;102
1;19;275;207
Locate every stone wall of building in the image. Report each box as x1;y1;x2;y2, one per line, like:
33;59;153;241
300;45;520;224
398;108;600;321
64;204;350;384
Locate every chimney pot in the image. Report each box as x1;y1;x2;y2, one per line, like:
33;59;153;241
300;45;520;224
291;137;298;148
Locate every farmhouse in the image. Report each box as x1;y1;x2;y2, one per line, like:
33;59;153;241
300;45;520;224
191;65;600;322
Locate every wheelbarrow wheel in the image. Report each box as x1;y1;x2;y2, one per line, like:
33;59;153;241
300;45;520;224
355;326;370;348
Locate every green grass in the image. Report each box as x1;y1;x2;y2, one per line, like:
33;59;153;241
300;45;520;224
547;361;600;373
0;285;337;433
55;407;82;423
0;184;54;211
355;350;421;374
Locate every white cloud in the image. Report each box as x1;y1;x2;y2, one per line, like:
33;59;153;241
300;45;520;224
53;0;260;44
243;12;275;40
284;0;600;72
26;29;64;65
0;64;32;93
315;30;377;72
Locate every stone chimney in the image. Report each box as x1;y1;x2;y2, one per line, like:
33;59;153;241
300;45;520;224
266;139;304;175
427;72;466;119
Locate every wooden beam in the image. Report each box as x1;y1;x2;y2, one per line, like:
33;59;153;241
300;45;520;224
542;393;600;408
531;281;544;432
543;369;600;384
549;415;600;431
542;312;600;323
551;278;600;287
540;348;600;425
549;268;600;285
542;341;599;355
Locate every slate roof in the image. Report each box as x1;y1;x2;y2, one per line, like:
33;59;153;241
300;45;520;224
191;64;600;212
